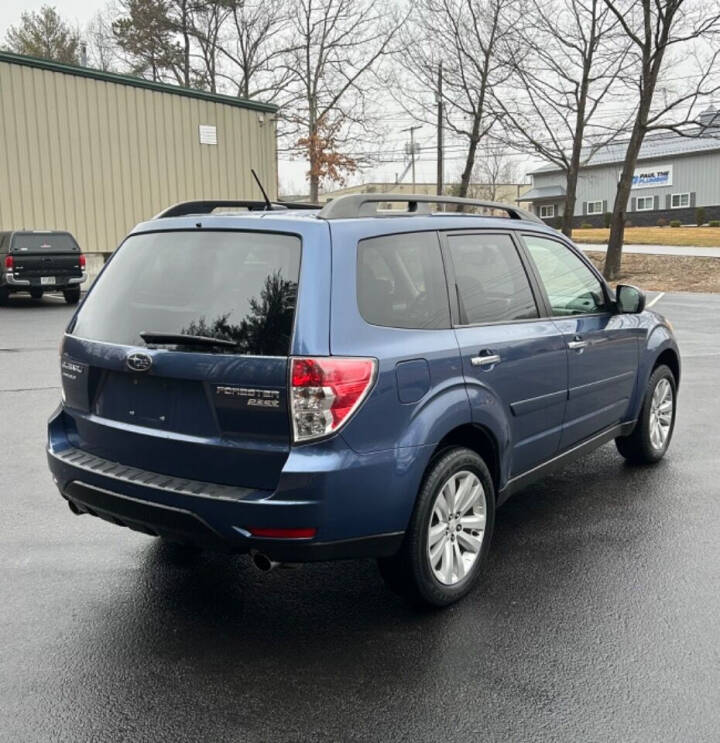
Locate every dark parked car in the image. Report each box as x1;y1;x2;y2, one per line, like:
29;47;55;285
47;195;680;606
0;230;86;305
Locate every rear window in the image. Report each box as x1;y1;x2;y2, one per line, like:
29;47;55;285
71;230;301;356
11;232;79;253
357;232;450;329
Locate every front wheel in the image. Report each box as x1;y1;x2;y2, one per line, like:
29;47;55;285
378;447;495;607
616;364;677;464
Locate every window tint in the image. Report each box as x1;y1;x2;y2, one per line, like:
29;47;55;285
11;232;79;253
524;235;607;316
357;232;450;329
447;233;537;325
71;231;301;355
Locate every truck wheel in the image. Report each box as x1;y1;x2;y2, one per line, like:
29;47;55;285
63;288;81;305
0;287;9;306
377;447;495;607
616;364;677;464
30;289;43;299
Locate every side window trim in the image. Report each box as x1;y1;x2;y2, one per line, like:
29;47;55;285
438;229;544;328
518;231;613;318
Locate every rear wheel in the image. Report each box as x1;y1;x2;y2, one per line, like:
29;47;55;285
378;447;495;607
63;288;81;305
616;364;676;464
30;288;43;299
0;287;9;306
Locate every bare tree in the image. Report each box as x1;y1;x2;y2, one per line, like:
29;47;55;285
189;0;230;93
85;9;121;71
603;0;720;279
466;144;519;201
492;0;630;236
217;0;294;101
397;0;516;199
282;0;403;202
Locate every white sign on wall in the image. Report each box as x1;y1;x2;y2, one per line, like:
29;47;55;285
199;124;217;145
630;163;672;190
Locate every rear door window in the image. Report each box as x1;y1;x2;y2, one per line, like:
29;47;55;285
71;230;301;356
357;232;450;329
446;233;538;324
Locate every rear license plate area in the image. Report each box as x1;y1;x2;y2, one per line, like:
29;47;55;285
41;276;56;285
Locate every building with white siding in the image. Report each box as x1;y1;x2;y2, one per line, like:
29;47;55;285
523;107;720;226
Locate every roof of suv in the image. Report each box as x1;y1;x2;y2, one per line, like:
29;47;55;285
133;193;554;238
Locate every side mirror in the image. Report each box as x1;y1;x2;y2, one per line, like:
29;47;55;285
616;284;646;314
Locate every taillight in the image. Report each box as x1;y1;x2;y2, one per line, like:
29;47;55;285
78;254;86;269
290;356;377;443
4;255;13;270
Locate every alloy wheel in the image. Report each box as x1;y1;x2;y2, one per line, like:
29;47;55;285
427;470;487;585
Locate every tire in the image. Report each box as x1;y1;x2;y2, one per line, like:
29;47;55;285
378;447;495;607
0;287;9;306
63;288;81;305
616;364;677;464
30;289;43;299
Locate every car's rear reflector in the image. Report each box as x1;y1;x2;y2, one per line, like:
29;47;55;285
290;356;377;443
249;527;317;539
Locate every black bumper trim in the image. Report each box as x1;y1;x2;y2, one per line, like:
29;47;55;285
63;480;404;562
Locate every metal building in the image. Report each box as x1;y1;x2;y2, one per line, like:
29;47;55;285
523;106;720;227
0;51;278;262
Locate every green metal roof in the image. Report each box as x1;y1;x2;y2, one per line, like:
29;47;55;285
0;50;278;113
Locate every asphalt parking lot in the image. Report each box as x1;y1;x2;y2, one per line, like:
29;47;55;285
1;292;719;742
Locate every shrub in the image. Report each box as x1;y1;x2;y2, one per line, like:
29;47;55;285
603;211;611;228
709;220;720;227
696;207;706;226
580;222;593;229
656;217;667;227
670;219;682;227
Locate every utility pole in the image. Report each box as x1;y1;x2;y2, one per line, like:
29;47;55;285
436;62;443;196
401;125;422;189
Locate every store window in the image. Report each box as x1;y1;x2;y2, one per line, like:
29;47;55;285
586;201;603;215
539;204;556;219
637;196;654;211
671;193;690;208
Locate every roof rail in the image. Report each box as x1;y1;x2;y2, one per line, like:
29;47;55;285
154;199;319;218
317;193;543;223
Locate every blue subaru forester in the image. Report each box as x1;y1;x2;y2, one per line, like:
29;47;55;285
47;194;680;606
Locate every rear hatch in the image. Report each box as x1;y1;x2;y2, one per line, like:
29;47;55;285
61;229;301;491
10;232;83;285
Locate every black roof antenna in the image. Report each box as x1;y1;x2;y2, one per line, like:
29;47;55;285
251;169;272;211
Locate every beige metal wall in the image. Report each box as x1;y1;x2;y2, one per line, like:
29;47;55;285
0;57;277;254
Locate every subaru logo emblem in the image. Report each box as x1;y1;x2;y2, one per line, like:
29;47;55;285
126;351;153;373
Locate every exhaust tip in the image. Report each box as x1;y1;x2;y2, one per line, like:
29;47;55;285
251;551;279;572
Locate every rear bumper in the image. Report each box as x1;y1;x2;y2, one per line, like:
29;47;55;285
47;409;426;561
3;271;87;288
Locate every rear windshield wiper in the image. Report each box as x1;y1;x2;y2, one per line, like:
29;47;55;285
139;331;238;348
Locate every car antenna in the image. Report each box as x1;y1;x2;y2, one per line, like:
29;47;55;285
251;169;272;211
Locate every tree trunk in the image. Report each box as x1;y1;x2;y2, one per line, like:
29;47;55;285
561;165;578;237
603;123;644;279
310;172;320;202
458;115;482;199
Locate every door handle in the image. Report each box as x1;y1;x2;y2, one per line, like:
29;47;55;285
470;353;501;367
567;336;588;350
